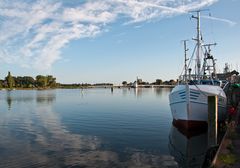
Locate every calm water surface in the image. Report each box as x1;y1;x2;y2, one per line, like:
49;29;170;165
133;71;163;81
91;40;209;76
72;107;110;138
0;88;208;168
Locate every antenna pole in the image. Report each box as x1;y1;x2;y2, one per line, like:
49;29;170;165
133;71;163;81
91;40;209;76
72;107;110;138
183;40;189;83
192;11;201;81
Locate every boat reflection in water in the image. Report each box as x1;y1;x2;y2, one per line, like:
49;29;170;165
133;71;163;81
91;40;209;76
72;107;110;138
168;122;208;168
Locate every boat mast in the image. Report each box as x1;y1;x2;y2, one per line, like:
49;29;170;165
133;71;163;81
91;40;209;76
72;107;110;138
192;11;202;81
183;40;189;83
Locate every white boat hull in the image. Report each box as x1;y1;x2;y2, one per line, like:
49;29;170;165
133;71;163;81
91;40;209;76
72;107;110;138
169;84;227;124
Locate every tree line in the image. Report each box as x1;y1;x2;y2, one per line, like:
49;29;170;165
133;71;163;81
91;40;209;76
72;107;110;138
122;79;177;86
0;72;177;89
0;72;58;89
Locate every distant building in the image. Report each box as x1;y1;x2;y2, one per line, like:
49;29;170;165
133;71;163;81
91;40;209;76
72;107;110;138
217;70;239;83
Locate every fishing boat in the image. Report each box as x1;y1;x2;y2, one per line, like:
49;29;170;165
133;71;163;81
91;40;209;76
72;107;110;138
169;11;227;128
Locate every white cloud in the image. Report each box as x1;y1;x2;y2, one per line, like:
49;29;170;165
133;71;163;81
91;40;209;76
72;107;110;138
0;0;221;71
62;1;116;24
202;15;237;27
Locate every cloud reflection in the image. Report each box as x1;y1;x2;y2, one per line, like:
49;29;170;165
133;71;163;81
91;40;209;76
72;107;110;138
0;90;178;168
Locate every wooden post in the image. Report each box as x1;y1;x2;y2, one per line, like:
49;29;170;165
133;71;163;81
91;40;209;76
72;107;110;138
208;96;218;147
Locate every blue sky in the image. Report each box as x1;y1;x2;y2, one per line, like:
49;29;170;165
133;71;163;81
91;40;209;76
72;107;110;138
0;0;239;84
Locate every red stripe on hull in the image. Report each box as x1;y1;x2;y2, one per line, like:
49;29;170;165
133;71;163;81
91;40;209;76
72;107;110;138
172;119;208;138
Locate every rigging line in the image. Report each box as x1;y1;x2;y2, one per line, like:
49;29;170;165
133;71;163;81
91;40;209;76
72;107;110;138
180;43;196;77
200;46;206;74
187;44;197;69
194;82;223;98
180;64;185;77
193;83;208;97
179;46;185;76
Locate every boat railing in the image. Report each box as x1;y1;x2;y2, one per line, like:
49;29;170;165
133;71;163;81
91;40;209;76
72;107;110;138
222;81;230;91
178;74;222;86
178;74;214;83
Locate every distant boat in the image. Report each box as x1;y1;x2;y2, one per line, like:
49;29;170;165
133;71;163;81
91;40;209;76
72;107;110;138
132;77;139;88
133;81;138;88
169;11;227;128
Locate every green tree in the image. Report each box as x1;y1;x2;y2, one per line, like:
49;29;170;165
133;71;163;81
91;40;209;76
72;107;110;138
156;79;163;85
14;77;22;87
0;80;3;88
122;81;127;86
47;75;56;87
5;71;15;89
15;76;35;88
169;79;176;85
36;75;47;87
23;76;35;88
